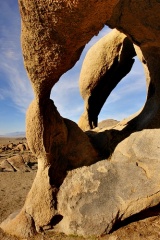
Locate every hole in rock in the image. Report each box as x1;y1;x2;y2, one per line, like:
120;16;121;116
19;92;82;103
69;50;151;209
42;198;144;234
51;26;146;128
110;204;160;233
50;214;63;227
51;26;111;122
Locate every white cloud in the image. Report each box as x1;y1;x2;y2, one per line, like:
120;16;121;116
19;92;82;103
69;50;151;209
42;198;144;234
2;62;33;112
0;3;110;119
50;29;146;123
98;57;146;122
0;1;34;113
0;46;34;113
50;26;113;122
0;1;146;126
107;78;145;104
51;70;83;121
5;49;19;60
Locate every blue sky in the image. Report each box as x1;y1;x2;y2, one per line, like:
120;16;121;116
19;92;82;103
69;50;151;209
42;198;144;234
0;1;146;135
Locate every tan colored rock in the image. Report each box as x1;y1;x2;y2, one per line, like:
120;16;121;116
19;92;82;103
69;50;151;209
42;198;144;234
2;0;160;238
78;29;135;130
98;119;119;130
0;160;14;172
14;143;26;152
23;142;29;151
1;145;7;151
0;209;36;238
63;119;98;168
7;143;14;150
22;152;37;164
0;99;98;238
0;167;58;238
55;129;160;236
7;155;31;172
79;1;160;131
18;0;119;99
22;153;38;171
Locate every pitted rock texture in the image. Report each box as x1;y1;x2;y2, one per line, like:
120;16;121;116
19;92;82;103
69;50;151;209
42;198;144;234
18;0;120;99
1;0;160;238
56;129;160;236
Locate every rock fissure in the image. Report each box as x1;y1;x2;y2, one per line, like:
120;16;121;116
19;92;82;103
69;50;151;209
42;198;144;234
136;161;151;179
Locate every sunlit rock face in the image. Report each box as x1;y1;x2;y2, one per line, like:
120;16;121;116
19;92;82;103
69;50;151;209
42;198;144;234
56;129;160;236
78;29;136;131
1;0;160;238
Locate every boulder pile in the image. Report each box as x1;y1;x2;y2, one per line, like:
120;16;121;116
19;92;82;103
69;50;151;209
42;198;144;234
0;141;37;172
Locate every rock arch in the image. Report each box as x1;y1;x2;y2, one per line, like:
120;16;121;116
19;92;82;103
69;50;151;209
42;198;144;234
1;0;160;238
78;29;136;130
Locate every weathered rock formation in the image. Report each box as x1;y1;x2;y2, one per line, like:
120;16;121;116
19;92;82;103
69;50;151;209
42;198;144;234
78;2;160;132
2;155;30;172
0;141;37;172
1;0;160;238
78;29;136;130
14;143;29;152
55;129;160;236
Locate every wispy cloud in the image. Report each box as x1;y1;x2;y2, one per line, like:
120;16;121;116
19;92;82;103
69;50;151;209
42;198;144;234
106;58;146;105
51;69;83;121
1;61;34;113
106;78;145;105
0;1;146;126
0;2;110;119
98;57;146;121
51;29;146;123
51;26;113;122
0;1;34;113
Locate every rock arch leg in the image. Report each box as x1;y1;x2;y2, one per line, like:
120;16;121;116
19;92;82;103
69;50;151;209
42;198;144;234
78;29;136;131
1;0;117;237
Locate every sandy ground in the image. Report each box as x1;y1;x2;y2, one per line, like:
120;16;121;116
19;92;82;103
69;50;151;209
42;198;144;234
1;138;160;239
0;137;26;145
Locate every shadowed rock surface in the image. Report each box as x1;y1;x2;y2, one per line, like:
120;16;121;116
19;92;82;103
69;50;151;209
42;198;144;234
1;0;160;239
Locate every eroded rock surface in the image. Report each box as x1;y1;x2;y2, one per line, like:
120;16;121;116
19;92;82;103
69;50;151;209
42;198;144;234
56;129;160;236
78;29;135;130
1;0;160;238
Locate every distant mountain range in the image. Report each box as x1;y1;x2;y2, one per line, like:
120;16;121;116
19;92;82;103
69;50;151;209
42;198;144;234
0;120;119;138
0;132;26;137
